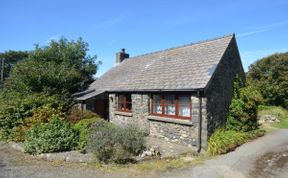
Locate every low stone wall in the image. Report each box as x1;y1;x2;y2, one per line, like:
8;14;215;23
8;142;95;163
149;120;197;147
110;113;136;128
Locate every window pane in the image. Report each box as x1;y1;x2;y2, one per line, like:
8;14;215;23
126;95;132;103
165;95;175;115
126;102;132;112
153;95;162;114
178;96;190;117
118;95;125;111
119;95;124;103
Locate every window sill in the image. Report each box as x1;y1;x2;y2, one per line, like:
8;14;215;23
115;111;133;117
147;115;193;126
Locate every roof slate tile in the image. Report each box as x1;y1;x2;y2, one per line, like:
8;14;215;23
79;34;234;99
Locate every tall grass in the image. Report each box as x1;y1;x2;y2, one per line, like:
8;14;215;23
207;129;265;156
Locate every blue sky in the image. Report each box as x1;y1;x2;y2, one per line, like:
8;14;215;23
0;0;287;77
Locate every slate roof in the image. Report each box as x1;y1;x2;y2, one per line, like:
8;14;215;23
76;34;235;100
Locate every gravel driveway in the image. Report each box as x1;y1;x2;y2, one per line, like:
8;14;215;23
159;129;288;178
1;129;288;178
0;142;131;178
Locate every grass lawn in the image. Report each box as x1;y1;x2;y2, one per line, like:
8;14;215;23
258;105;288;129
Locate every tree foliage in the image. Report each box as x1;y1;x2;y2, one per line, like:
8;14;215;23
247;52;288;108
0;50;29;83
5;37;101;95
226;76;263;132
0;37;100;140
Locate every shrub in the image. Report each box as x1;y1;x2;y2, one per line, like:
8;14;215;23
89;121;145;164
24;117;79;154
28;105;65;123
226;76;263;132
9;105;65;142
208;129;265;156
73;117;101;151
0;91;67;140
67;105;99;123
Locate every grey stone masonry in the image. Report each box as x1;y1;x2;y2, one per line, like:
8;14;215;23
201;97;208;149
149;95;204;147
109;93;207;149
131;94;150;132
204;36;245;137
149;120;197;147
191;96;200;123
109;93;150;132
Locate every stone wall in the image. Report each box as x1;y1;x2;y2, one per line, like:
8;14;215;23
131;94;150;132
149;120;197;147
205;36;245;137
109;93;150;132
109;93;207;149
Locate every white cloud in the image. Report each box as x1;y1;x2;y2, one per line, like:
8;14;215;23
95;15;125;30
238;21;288;37
238;29;270;37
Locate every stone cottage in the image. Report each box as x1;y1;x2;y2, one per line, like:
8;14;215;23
75;34;245;151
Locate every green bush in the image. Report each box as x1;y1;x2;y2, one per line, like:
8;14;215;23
0;91;67;140
9;105;65;142
226;77;263;132
24;117;79;154
208;129;265;156
67;105;99;123
73;117;101;151
28;105;65;123
89;121;145;164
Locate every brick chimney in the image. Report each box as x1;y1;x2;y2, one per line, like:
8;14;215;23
116;48;129;64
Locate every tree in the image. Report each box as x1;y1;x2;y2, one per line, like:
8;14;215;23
226;76;263;132
247;52;288;108
0;37;101;140
0;50;29;84
5;37;101;95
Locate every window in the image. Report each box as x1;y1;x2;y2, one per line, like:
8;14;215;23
165;95;175;115
153;95;162;114
178;96;191;117
116;94;132;112
151;94;191;119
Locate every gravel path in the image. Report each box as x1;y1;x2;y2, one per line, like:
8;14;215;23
1;129;288;178
0;142;131;178
159;129;288;178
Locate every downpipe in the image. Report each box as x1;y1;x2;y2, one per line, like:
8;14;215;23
197;90;202;153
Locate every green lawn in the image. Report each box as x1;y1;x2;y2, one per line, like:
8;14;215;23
258;105;288;129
